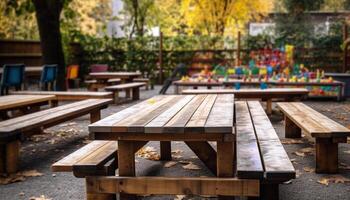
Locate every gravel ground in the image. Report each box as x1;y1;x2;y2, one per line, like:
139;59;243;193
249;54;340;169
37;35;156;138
0;85;349;200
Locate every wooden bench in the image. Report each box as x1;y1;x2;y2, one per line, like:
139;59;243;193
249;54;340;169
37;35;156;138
52;140;146;200
182;88;309;115
85;78;121;91
236;101;295;200
133;78;150;90
11;91;113;101
104;82;146;103
277;102;350;173
0;99;112;174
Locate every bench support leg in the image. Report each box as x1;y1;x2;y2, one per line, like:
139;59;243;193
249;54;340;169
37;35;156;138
118;141;137;200
185;141;217;175
90;109;101;123
132;88;140;100
217;141;235;200
316;138;338;173
125;89;131;98
0;140;20;174
266;99;272;115
113;91;119;104
260;183;279;200
160;141;172;161
284;116;301;138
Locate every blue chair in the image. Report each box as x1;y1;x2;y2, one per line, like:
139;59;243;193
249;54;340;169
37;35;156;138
0;64;25;95
40;64;58;91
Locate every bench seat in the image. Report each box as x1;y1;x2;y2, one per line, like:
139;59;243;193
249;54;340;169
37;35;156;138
236;101;295;199
133;78;150;90
85;78;122;91
105;82;146;103
277;102;350;173
0;99;112;174
11;91;114;101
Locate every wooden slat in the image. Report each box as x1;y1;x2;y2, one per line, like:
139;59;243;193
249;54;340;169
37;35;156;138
248;101;295;181
182;88;309;95
205;94;234;133
86;176;260;197
163;95;207;133
89;95;167;132
235;101;263;179
51;141;112;172
74;141;118;171
112;96;179;132
105;82;146;91
0;95;56;110
185;95;217;133
128;96;184;132
11;91;113;101
145;95;195;133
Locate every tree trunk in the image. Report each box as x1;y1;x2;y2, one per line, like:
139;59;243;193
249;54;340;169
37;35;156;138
32;0;66;91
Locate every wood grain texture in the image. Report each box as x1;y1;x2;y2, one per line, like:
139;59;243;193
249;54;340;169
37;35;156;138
0;95;56;111
104;82;146;91
86;176;260;197
205;94;234;133
11;91;113;101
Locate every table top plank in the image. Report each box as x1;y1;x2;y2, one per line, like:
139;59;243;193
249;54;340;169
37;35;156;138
89;96;167;132
182;88;309;95
0;95;56;111
112;96;177;132
145;95;195;133
185;95;217;133
128;96;184;133
163;95;207;133
204;94;234;133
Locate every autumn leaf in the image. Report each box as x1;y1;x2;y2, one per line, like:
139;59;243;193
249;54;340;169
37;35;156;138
281;138;304;145
29;195;52;200
294;147;314;157
0;170;43;185
164;161;177;168
182;162;201;170
136;146;160;161
317;175;350;186
294;151;305;157
303;167;315;173
174;195;186;200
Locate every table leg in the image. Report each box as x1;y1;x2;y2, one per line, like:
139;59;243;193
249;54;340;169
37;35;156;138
185;141;217;174
160;141;172;161
217;141;235;200
125;89;131;98
118;141;137;200
315;138;338;173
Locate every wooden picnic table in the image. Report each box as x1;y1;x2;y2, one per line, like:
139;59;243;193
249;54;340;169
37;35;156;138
88;94;295;199
89;72;141;83
0;94;57;119
172;80;223;94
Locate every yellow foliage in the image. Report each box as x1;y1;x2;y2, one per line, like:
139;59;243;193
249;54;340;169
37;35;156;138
177;0;273;36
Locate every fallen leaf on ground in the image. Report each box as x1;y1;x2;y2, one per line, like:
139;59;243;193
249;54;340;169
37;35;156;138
174;195;186;200
59;122;77;127
164;161;177;168
281;139;304;144
171;149;183;155
182;162;201;170
296;170;302;178
136;146;160;161
178;160;191;165
0;170;43;185
29;195;52;200
294;147;314;157
303;167;315;173
317;175;350;186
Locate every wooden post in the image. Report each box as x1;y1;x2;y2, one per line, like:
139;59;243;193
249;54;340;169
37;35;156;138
159;31;164;84
284;116;301;138
217;141;234;200
160;141;172;161
6;140;20;174
266;99;272;115
132;88;140;100
125;89;131;98
237;31;241;66
315;138;338;173
90;109;101;123
260;183;279;200
118;141;137;200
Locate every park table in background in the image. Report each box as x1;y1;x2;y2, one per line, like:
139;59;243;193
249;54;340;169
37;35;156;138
0;94;57;119
89;72;141;83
